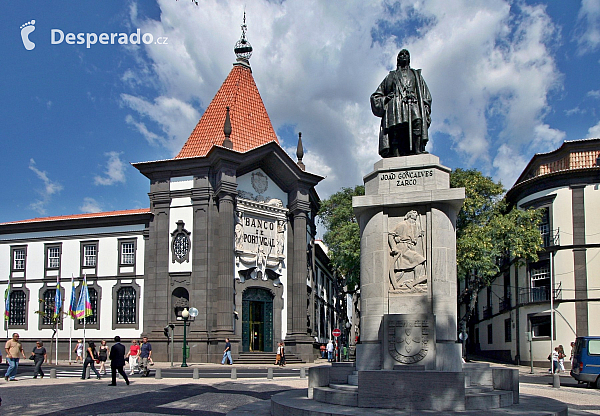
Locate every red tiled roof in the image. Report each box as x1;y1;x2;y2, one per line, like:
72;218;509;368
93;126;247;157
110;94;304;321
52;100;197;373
176;63;279;158
0;208;150;225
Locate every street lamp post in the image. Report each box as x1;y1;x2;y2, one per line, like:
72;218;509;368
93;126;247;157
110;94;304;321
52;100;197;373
181;308;189;367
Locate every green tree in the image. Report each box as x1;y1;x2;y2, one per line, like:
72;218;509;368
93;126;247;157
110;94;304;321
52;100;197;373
451;169;544;329
317;185;364;291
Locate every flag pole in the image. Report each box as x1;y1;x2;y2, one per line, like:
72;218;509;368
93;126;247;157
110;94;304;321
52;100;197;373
69;274;73;363
5;275;10;340
82;274;86;359
55;274;60;365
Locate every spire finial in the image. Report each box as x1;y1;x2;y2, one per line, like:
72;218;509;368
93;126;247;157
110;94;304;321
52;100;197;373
234;11;253;64
223;106;233;149
297;132;305;171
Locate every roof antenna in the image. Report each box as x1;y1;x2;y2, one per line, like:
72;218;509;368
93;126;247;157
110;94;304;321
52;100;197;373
223;106;233;149
296;132;305;171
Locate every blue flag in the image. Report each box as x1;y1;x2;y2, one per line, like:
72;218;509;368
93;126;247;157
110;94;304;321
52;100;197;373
54;275;62;319
69;276;77;319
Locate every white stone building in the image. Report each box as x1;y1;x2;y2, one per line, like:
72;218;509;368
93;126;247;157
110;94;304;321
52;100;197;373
465;138;600;366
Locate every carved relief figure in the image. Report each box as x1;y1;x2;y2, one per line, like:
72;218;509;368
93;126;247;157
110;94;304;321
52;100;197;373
388;210;427;290
276;219;286;256
235;211;244;251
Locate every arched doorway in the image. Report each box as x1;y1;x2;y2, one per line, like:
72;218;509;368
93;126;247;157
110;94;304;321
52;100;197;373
242;287;274;352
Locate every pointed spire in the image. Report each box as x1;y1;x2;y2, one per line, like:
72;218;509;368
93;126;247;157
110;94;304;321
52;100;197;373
234;11;253;66
296;132;305;171
222;106;233;149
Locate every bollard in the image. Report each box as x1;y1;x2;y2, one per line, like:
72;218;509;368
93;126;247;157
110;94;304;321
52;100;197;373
267;367;273;380
231;367;237;380
553;373;560;388
300;368;306;379
86;367;90;379
155;368;162;379
193;368;199;379
50;368;57;379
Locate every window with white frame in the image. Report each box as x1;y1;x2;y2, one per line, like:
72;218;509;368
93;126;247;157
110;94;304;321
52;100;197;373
120;241;135;265
12;248;26;270
83;244;97;267
47;247;60;269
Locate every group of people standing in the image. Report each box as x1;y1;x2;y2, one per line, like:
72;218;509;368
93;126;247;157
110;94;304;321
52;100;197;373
2;332;151;386
275;341;285;366
550;344;568;373
75;336;153;380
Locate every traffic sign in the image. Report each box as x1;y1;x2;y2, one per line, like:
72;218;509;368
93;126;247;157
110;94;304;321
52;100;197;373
332;328;341;337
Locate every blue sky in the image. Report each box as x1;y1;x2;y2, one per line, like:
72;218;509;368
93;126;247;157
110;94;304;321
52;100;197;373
1;0;599;226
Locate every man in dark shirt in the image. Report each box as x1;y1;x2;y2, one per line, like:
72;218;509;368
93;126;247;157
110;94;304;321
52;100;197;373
221;338;232;365
108;336;129;386
140;336;152;376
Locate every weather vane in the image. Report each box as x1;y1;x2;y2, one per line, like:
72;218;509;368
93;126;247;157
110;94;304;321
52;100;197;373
234;10;253;62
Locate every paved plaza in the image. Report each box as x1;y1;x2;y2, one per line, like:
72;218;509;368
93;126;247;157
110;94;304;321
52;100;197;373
1;361;599;415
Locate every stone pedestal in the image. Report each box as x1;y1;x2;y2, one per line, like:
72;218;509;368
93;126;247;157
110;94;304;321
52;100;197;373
353;154;464;371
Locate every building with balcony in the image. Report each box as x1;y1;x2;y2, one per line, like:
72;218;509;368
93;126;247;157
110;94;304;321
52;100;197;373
465;138;600;366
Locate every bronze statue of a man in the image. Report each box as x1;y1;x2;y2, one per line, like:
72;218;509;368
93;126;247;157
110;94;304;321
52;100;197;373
371;49;432;157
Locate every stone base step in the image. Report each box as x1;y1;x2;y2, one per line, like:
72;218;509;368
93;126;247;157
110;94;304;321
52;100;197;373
329;383;358;392
466;384;494;394
258;389;570;416
465;390;513;410
313;386;358;407
235;352;303;364
348;374;358;385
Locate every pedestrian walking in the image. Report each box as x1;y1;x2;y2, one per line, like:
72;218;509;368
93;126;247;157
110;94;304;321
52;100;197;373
326;340;334;362
108;336;129;386
279;341;286;367
98;340;108;375
558;344;566;372
126;340;140;375
320;344;326;359
31;341;47;379
221;338;233;365
74;339;83;364
81;342;102;380
139;337;152;376
570;341;576;368
551;347;559;374
4;333;26;381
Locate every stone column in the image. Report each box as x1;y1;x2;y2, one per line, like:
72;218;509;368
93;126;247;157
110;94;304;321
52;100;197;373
215;165;237;337
143;176;171;337
285;188;314;362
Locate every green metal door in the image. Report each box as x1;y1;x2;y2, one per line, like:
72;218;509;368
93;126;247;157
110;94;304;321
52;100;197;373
242;288;273;352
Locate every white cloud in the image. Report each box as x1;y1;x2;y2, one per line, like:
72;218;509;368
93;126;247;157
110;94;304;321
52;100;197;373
587;89;600;99
576;0;600;55
122;0;564;196
122;94;200;155
80;197;103;213
28;159;63;215
94;151;127;186
588;120;600;137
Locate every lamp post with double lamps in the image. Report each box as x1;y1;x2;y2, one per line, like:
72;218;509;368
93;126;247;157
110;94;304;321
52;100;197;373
180;307;198;367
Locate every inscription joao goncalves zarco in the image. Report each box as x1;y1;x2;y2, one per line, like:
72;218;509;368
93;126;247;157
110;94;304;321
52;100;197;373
380;169;434;187
388;319;430;364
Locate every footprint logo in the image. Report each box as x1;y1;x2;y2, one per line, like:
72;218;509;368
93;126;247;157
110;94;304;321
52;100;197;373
20;20;36;50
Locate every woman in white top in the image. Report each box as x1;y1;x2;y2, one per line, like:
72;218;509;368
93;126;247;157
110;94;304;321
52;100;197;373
74;340;83;364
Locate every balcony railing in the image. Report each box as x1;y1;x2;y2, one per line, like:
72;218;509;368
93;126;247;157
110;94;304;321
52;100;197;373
482;306;492;319
499;296;511;313
541;228;560;248
518;284;562;305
